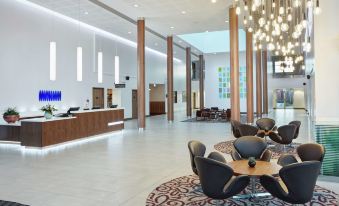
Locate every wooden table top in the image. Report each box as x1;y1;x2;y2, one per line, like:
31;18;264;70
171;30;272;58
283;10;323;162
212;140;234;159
227;160;281;177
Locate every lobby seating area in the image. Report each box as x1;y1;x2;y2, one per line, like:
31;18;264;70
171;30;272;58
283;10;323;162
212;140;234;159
1;0;339;205
196;108;231;121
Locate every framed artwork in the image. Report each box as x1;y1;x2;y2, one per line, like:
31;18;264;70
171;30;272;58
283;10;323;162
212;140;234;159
218;67;247;99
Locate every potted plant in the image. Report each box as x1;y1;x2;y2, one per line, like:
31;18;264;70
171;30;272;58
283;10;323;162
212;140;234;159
40;104;57;119
3;107;20;123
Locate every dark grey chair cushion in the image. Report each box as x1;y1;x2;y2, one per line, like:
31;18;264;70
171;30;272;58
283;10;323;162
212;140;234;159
188;140;206;175
231;120;242;138
232;136;271;161
261;161;321;204
238;124;260;137
297;143;325;162
269;124;296;145
195;157;249;200
256;118;276;131
289;121;301;139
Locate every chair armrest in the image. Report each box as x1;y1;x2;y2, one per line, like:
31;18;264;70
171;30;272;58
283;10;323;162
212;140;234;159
261;149;272;162
207;152;226;163
223;175;250;196
231;149;242;161
268;132;282;143
277;154;298;166
260;175;288;199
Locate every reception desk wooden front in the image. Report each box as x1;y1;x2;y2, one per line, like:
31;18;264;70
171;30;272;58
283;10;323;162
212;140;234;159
2;108;124;148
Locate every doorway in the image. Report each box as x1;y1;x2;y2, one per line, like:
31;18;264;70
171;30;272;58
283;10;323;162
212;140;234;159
92;87;104;109
107;89;113;108
193;92;197;109
273;88;305;109
132;89;138;119
149;84;165;116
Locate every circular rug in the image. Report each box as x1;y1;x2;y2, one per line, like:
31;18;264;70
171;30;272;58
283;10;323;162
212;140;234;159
146;175;339;206
214;140;301;159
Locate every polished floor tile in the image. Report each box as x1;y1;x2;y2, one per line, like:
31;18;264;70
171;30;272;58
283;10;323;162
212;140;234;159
0;110;337;206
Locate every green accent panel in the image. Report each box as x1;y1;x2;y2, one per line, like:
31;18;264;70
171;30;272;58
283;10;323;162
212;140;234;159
315;125;339;176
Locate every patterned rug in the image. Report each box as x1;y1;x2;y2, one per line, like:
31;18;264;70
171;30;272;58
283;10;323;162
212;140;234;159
214;140;301;159
146;175;339;206
0;200;28;206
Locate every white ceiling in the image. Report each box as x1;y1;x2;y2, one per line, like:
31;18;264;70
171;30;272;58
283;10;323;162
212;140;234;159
27;0;234;58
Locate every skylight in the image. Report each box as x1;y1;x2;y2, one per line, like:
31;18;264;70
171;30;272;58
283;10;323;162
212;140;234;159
178;30;246;54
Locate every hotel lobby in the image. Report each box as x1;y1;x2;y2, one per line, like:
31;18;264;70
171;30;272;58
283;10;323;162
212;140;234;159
0;0;339;205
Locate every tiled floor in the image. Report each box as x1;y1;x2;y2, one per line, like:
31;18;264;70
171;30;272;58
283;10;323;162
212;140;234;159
0;109;338;206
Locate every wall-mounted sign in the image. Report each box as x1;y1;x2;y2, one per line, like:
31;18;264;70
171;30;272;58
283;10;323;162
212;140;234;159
39;90;62;102
115;84;126;88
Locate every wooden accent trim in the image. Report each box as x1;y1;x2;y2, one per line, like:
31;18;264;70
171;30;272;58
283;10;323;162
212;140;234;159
256;49;262;117
167;36;174;121
199;55;205;110
229;7;240;121
262;50;268;114
186;47;192;117
137;18;146;128
246;31;254;123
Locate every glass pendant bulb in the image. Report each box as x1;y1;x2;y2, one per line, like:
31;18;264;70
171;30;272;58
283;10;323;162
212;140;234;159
236;6;241;15
315;0;321;15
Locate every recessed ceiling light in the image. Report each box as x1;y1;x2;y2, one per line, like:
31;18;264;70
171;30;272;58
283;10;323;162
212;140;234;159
133;4;139;7
225;20;229;23
84;11;89;15
205;30;209;32
128;31;132;34
170;26;174;29
211;0;217;3
181;11;187;14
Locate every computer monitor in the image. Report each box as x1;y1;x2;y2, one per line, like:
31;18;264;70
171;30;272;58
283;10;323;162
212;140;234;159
67;107;80;114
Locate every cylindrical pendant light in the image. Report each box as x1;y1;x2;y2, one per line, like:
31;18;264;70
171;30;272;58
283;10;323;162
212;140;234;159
98;52;103;83
50;42;56;81
115;56;120;84
77;47;83;81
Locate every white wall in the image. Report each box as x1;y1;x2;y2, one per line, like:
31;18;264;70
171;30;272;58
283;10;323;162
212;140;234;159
204;52;255;112
314;0;339;122
0;0;188;119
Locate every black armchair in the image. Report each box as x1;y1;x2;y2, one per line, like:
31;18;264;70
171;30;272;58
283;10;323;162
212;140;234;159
231;136;272;162
188;140;226;175
256;118;276;131
260;161;321;204
195;157;250;202
238;124;265;138
278;143;325;167
268;125;296;150
230;120;242;138
289;121;301;139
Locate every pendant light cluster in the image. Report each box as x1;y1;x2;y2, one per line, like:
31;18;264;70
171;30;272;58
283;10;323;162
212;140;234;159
232;0;321;70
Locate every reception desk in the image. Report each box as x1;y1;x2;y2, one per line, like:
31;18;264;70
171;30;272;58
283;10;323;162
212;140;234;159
0;108;124;147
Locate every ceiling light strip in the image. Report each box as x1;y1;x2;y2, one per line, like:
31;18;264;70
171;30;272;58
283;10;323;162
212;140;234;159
16;0;182;63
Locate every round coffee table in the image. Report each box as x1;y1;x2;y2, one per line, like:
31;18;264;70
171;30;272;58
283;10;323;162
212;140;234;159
227;160;282;198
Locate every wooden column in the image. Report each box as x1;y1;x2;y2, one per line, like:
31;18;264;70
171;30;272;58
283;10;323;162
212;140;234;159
137;18;145;129
186;47;192;117
199;55;205;109
229;7;240;121
246;31;254;123
167;36;174;121
256;49;262;117
262;50;268;114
